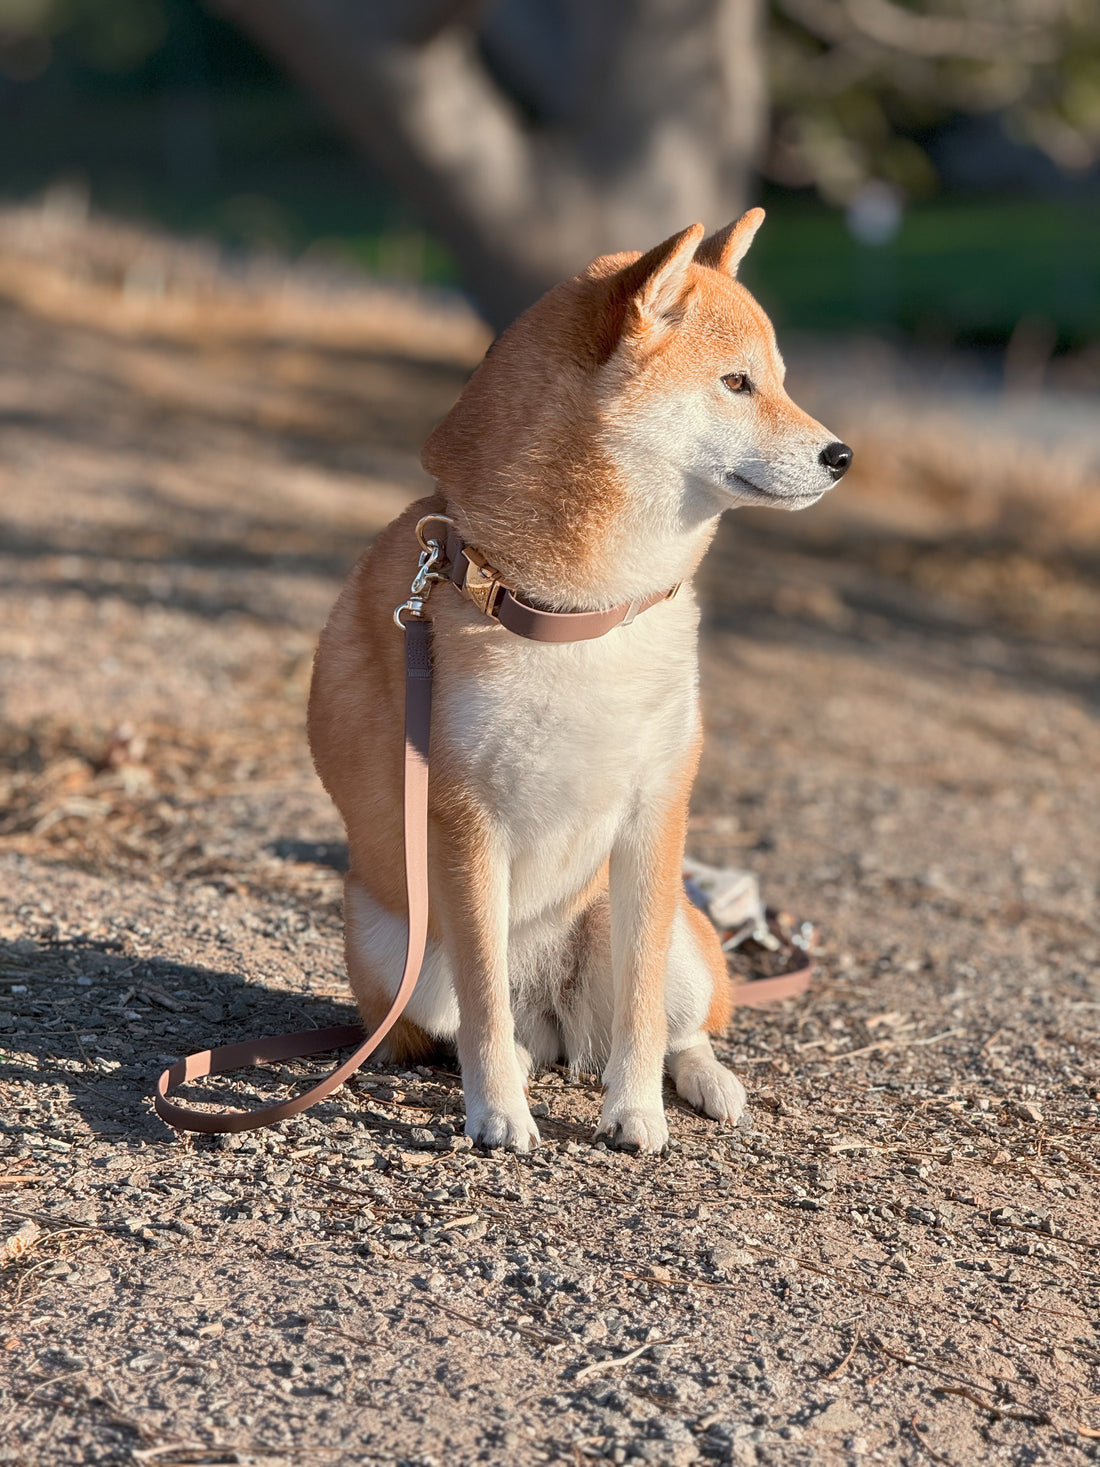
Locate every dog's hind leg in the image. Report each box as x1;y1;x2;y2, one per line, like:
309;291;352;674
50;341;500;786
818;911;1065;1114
344;870;449;1064
664;894;746;1124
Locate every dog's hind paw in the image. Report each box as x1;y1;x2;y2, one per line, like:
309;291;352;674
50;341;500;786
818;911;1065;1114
669;1046;747;1125
465;1103;541;1153
595;1107;670;1156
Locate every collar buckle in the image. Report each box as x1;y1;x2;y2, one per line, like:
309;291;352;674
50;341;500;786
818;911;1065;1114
458;543;505;618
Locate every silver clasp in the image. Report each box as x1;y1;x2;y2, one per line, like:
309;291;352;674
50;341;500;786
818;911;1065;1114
394;537;447;629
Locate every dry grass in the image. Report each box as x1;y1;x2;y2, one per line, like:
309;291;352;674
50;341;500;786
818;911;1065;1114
0;200;489;365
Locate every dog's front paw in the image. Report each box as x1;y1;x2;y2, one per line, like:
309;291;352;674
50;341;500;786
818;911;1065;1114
595;1107;670;1156
674;1056;747;1124
465;1101;540;1153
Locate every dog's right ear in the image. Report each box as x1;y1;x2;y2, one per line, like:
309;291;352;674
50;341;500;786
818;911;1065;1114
582;223;704;365
695;208;765;278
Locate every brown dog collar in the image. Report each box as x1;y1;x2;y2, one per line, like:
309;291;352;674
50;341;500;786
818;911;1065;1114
417;514;679;642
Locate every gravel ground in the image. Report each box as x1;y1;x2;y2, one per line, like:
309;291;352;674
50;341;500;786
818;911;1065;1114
1;211;1098;1467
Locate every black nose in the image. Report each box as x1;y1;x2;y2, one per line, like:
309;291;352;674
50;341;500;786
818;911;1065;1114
820;441;853;479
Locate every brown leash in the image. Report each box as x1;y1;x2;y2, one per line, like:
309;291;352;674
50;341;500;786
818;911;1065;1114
154;617;432;1133
731;954;813;1007
153;517;810;1133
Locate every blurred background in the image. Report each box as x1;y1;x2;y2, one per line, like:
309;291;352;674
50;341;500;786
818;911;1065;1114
0;0;1098;345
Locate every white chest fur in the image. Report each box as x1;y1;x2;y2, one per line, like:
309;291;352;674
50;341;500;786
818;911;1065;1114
434;590;702;927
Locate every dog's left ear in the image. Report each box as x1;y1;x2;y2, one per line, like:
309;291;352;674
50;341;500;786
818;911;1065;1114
621;222;706;335
695;207;765;278
581;222;704;365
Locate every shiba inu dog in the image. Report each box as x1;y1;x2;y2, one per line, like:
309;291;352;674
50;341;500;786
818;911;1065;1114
308;211;851;1153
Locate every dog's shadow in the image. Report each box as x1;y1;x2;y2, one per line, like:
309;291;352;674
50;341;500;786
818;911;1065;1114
0;935;387;1145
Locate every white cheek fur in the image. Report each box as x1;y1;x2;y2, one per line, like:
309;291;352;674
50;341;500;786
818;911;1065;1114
605;383;839;515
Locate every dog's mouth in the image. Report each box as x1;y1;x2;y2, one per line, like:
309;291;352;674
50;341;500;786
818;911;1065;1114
724;472;772;500
722;472;825;511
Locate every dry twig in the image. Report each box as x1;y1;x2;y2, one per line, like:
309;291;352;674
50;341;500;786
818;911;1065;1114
573;1337;679;1384
431;1298;566;1348
872;1340;1052;1426
824;1328;861;1380
824;1029;960;1063
905;1413;956;1466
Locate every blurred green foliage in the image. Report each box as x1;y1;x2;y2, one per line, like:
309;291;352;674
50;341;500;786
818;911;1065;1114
746;195;1099;347
0;0;170;79
0;0;1096;345
768;0;1100;201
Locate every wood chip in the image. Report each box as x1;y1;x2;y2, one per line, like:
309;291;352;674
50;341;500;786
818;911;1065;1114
0;1219;41;1264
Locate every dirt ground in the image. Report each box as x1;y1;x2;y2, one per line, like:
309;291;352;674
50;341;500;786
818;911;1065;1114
1;207;1098;1467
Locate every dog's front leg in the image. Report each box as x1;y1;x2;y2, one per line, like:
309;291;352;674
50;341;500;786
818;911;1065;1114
435;810;539;1152
598;800;684;1154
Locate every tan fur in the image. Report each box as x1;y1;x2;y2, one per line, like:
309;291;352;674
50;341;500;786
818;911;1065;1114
694;897;735;1036
343;872;434;1065
309;212;849;1151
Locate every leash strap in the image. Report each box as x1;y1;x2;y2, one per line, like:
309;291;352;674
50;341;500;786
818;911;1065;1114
153;618;433;1134
733;963;812;1007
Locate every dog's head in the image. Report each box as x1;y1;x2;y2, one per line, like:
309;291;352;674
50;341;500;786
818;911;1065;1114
422;212;850;600
588;212;851;515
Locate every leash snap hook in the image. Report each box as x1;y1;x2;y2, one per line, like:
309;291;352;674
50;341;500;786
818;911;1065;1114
394;534;447;629
394;595;429;628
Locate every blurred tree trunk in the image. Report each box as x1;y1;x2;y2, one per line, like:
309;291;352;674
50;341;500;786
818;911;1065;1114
213;0;766;329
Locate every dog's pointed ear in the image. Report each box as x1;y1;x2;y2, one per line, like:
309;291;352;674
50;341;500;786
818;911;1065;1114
579;223;704;366
620;222;706;333
696;207;765;278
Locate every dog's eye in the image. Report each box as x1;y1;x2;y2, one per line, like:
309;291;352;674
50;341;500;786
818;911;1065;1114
722;372;751;394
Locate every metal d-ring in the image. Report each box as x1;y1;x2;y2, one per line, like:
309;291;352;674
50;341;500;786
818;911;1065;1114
415;513;456;553
393;598;427;629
